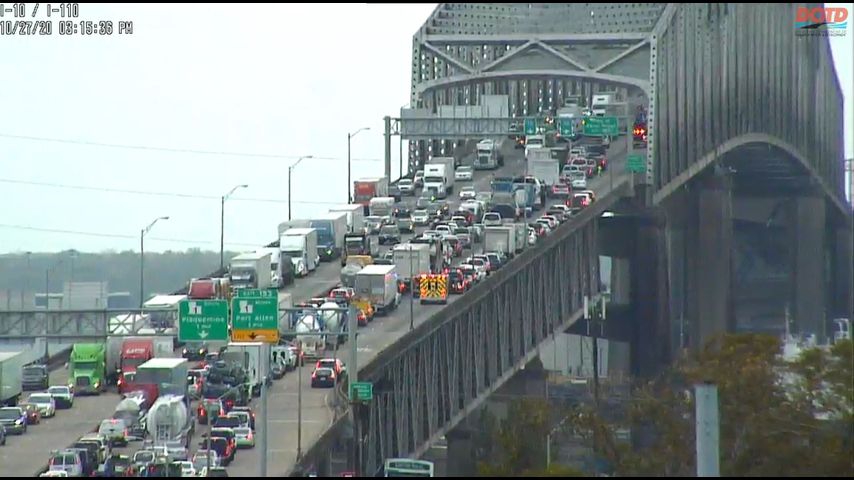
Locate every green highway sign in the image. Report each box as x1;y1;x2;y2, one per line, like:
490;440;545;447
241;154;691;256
583;116;619;136
558;118;574;136
349;381;373;402
524;118;536;135
179;300;229;342
627;154;647;173
234;288;278;299
231;296;279;343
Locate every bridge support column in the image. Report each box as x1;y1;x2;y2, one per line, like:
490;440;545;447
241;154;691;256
693;176;733;349
831;226;853;319
610;257;632;306
789;194;826;340
445;427;476;477
631;211;671;378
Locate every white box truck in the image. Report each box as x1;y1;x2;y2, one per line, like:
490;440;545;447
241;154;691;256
280;228;319;277
483;226;517;257
328;204;366;234
392;243;431;284
528;149;560;187
310;212;348;262
230;252;272;290
369;197;396;217
427;157;455;194
354;264;400;315
224;342;271;397
277;219;311;237
0;351;23;406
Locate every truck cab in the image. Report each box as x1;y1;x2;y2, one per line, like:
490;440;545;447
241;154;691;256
343;233;377;265
69;343;106;395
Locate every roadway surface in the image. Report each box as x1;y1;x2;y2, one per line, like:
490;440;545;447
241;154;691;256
3;136;631;477
229;137;632;477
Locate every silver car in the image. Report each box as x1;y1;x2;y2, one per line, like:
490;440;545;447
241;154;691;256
398;179;415;195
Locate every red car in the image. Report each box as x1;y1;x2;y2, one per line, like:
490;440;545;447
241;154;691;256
551;183;570;197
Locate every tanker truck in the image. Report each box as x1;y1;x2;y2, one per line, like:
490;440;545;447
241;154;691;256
318;301;348;348
145;394;194;448
294;314;325;361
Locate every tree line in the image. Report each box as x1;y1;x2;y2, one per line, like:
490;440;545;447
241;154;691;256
0;249;239;307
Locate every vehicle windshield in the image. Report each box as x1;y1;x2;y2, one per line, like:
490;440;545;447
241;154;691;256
23;366;45;375
316;368;333;375
457;166;472;173
0;408;22;419
380;226;398;234
413;209;428;217
399;179;412;185
73;361;99;370
484;214;500;221
48;386;69;395
134;452;154;463
29;394;52;403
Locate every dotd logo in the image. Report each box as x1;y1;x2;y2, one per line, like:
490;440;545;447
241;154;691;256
795;7;848;34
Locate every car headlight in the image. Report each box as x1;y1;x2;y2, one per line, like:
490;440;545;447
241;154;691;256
15;418;23;425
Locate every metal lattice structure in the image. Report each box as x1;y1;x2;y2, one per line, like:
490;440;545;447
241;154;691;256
407;3;847;212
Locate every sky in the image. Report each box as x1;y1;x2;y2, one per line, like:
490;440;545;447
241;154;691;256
0;3;851;254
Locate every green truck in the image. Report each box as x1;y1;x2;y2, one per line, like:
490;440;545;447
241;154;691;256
69;343;106;395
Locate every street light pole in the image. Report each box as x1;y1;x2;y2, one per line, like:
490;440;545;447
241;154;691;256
220;184;249;269
288;156;313;221
347;128;370;204
140;216;170;308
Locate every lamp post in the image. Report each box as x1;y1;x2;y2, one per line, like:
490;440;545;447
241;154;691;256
221;184;249;269
140;216;169;308
347;127;370;203
288;156;313;221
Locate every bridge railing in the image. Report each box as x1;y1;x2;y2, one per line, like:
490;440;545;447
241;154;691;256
290;178;632;476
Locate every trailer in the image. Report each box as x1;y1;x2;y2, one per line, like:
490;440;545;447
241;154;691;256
483;226;516;257
354;264;400;315
328;204;366;234
0;351;23;406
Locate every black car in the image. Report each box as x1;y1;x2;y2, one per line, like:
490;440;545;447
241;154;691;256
22;364;49;391
378;225;401;245
311;367;336;388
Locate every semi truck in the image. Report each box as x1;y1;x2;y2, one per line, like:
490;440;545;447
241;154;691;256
276;219;311;237
229;252;272;291
310;212;348;262
136;358;189;397
475;139;501;170
224;342;271;397
369;197;396;218
0;351;23;406
392;243;431;290
104;336;172;392
353;177;389;214
342;233;378;265
146;394;194;448
255;247;291;289
483;226;517;257
354;264;400;315
279;228;319;277
424;157;455;198
527;149;560;187
328;204;366;235
69;343;107;395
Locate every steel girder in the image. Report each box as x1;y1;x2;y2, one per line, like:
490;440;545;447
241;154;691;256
353;182;634;475
649;3;847;214
0;308;179;339
407;3;665;175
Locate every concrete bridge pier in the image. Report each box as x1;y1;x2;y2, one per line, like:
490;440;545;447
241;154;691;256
692;175;735;348
789;193;826;340
831;225;853;321
631;209;672;377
